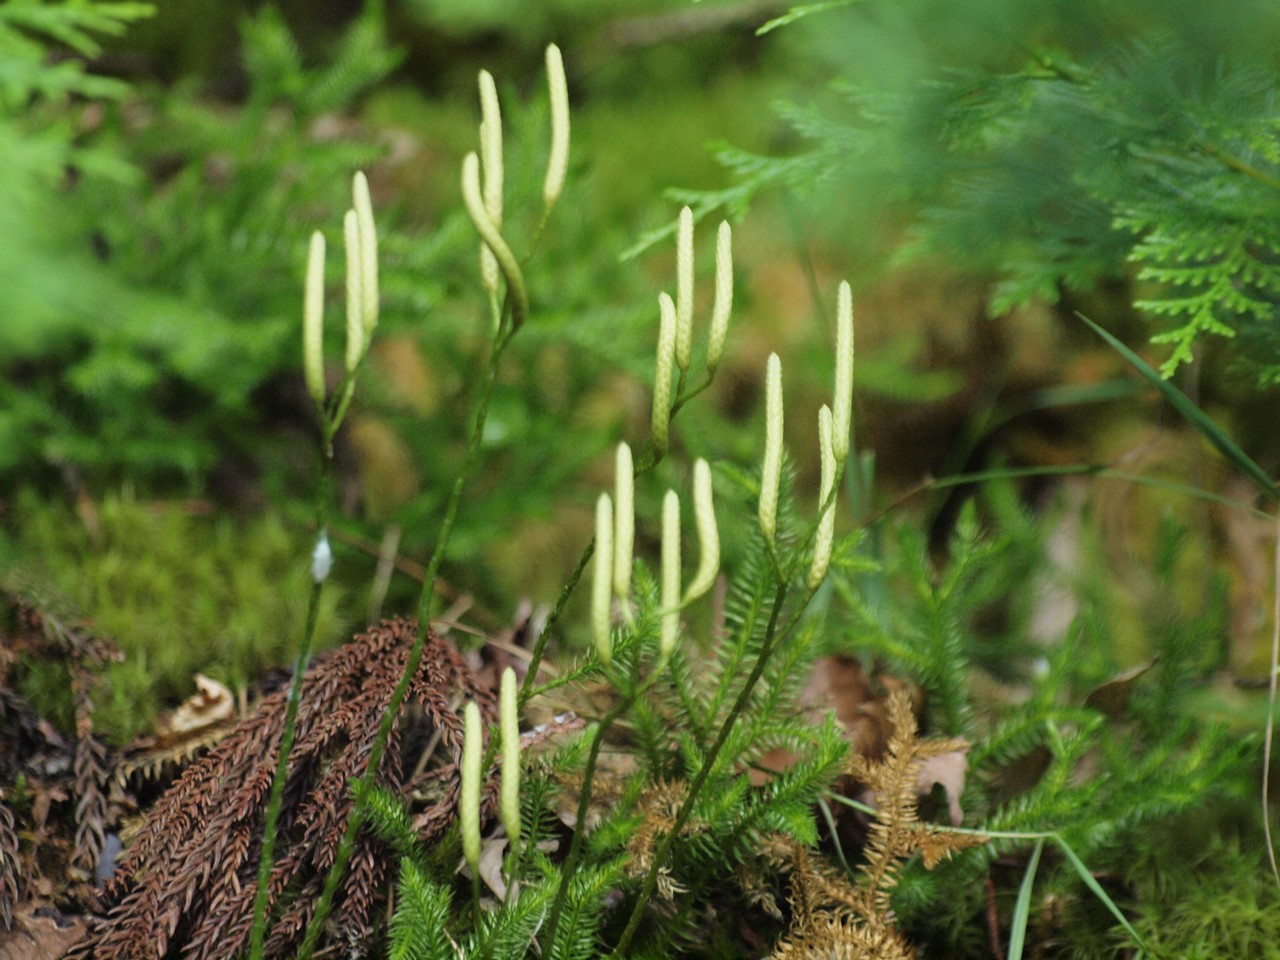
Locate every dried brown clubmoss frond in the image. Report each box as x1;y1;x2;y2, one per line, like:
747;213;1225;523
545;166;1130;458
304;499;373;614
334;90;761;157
847;690;983;926
71;733;112;883
0;796;18;931
2;586;126;905
69;619;495;960
115;725;235;791
771;914;915;960
768;690;985;960
625;779;689;890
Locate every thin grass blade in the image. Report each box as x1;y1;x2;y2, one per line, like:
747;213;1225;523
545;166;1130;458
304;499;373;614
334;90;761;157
1054;835;1148;950
1007;837;1043;960
1077;312;1279;502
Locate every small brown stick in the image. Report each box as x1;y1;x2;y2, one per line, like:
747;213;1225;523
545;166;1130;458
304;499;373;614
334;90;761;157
985;874;1005;960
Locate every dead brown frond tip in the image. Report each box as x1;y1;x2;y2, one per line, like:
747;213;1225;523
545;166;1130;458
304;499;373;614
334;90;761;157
771;689;986;960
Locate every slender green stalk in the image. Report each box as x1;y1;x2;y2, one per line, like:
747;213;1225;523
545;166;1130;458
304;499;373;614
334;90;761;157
542;648;653;955
858;463;1273;529
502;828;532;909
666;372;713;421
824;792;1149;949
611;580;790;957
247;577;324;959
470;870;482;930
540;689;637;954
295;328;513;960
520;540;593;703
247;453;333;960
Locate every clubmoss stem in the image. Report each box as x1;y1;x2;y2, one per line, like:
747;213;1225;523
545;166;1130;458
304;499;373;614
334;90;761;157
248;460;332;960
611;579;790;957
542;657;651;955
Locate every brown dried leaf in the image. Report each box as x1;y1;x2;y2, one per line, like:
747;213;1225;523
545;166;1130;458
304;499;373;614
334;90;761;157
476;837;509;900
1083;661;1154;720
752;657;907;786
0;904;87;960
914;746;970;826
157;675;234;740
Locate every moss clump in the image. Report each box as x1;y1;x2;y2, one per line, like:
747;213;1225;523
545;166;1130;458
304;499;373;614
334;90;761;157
1126;838;1280;960
9;490;349;743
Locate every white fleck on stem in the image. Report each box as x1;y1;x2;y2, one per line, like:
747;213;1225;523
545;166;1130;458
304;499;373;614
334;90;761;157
310;528;332;584
707;221;733;373
682;458;719;604
352;172;379;336
660;490;681;661
651;292;677;456
343;210;363;374
460;701;482;873
303;231;326;409
592;492;614;666
543;44;570;211
675;206;694;372
759;353;784;546
833;280;854;464
809;405;836;590
613;443;634;605
499;667;521;846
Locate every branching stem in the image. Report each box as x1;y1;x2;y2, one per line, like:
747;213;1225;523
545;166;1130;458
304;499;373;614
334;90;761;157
519;368;705;706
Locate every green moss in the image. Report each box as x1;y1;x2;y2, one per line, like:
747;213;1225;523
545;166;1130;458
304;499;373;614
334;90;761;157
1127;838;1280;959
9;490;349;744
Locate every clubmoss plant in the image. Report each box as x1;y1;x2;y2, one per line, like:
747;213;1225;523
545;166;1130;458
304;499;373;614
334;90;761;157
460;699;483;920
659;489;682;662
291;45;569;960
706;221;734;374
651;293;678;459
758;353;784;549
478;68;504;314
499;667;521;848
248;169;381;960
683;458;720;604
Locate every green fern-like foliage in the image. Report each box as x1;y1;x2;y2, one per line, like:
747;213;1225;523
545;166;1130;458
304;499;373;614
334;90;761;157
1;3;408;488
832;488;1254;951
388;860;454;960
0;0;151;107
1123;838;1280;959
367;774;624;960
1121;207;1280;376
368;465;858;958
836;500;1024;738
663;0;1280;383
